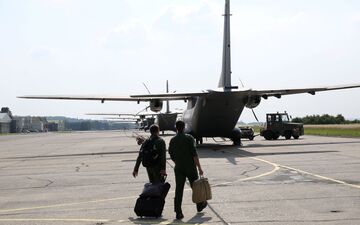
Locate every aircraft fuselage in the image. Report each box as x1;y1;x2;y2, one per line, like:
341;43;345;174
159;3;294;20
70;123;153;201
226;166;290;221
183;91;246;139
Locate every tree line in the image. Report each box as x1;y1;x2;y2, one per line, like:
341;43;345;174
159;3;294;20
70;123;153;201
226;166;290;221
292;114;360;124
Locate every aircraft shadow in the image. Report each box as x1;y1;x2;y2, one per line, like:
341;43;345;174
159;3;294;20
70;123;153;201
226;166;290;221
5;140;357;161
244;140;360;149
195;142;351;165
197;140;360;150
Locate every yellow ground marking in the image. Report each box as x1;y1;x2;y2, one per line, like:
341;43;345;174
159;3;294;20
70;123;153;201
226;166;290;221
280;164;360;189
227;149;360;189
0;195;137;213
5;145;357;223
0;218;206;224
211;150;280;187
0;152;278;214
0;218;111;222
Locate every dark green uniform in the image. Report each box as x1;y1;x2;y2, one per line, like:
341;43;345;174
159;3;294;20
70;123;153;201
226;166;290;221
169;133;199;213
134;136;166;183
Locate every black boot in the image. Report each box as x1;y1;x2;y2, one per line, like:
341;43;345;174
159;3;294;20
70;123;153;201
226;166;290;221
196;201;208;212
176;211;184;220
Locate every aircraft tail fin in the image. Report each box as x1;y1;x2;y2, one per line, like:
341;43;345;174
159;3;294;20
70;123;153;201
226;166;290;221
218;0;236;90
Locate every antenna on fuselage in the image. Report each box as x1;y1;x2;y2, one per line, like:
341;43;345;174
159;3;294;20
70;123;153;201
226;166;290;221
218;0;237;91
166;80;170;113
142;82;151;94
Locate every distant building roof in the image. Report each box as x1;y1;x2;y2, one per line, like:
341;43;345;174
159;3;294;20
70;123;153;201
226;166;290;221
0;113;12;123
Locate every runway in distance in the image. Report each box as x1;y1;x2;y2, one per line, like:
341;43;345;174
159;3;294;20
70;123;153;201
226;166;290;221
19;0;360;145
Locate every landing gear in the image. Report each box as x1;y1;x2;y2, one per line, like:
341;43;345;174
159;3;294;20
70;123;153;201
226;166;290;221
232;137;241;146
231;128;242;146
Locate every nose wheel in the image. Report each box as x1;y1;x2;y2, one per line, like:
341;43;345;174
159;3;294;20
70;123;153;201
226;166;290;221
196;137;203;145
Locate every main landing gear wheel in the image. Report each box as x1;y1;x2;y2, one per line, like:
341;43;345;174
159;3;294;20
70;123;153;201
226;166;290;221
232;137;241;146
196;137;203;145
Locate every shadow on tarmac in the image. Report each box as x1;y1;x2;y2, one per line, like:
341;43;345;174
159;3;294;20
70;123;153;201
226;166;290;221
195;141;357;165
128;212;212;224
187;212;212;224
198;140;360;150
5;140;358;161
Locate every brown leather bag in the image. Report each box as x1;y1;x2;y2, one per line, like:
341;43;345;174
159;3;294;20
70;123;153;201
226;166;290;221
192;177;212;203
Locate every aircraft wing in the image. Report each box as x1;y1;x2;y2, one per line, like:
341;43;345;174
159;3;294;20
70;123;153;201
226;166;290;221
87;112;180;117
86;113;139;116
251;84;360;99
18;92;207;102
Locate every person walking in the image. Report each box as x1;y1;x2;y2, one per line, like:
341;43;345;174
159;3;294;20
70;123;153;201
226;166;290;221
169;120;207;220
133;124;166;183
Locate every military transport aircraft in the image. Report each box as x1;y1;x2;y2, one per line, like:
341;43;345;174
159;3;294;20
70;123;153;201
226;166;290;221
19;0;360;145
97;113;178;133
87;81;180;133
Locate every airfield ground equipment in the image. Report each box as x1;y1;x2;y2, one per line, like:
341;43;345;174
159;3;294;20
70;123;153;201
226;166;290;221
239;126;255;140
260;112;304;140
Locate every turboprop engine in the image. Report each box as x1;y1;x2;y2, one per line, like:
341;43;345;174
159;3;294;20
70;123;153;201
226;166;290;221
150;99;163;112
245;96;261;109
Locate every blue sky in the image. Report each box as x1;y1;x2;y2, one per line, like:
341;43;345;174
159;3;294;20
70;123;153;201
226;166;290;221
1;0;360;122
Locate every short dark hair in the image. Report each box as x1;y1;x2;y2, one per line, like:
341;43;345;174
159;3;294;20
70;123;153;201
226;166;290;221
149;124;159;135
175;120;185;132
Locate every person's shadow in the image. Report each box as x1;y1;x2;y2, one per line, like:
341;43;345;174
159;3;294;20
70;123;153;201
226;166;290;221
128;216;167;225
169;212;212;224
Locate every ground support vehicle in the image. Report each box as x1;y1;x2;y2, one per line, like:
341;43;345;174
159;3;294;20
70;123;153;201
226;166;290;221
260;112;304;140
239;126;255;140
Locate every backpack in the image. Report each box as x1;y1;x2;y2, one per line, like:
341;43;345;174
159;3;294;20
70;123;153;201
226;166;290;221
141;138;159;167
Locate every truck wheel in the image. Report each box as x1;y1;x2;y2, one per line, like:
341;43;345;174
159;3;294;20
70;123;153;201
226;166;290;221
293;135;299;139
263;131;273;140
284;131;292;140
272;133;280;140
249;136;254;141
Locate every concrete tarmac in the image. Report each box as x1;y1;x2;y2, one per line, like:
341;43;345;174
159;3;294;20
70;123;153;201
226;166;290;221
0;131;359;225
